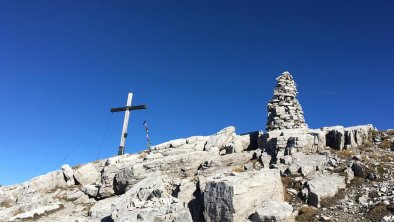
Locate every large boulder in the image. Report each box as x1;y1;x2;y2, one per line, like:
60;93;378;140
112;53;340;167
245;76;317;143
302;173;346;208
73;163;102;186
98;154;141;198
351;161;366;177
88;196;116;222
203;170;284;222
205;126;236;153
61;164;75;186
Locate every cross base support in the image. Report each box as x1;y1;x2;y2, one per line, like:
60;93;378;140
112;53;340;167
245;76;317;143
118;146;125;155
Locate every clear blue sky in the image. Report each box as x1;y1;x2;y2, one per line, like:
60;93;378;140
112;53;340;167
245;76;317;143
1;1;393;185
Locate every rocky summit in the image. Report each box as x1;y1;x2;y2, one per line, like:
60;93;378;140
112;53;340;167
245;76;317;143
1;72;394;222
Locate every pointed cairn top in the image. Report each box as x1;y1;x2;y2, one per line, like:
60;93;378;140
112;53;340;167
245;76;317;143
266;71;308;131
276;71;293;81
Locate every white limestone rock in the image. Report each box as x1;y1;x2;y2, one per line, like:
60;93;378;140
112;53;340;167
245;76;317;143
322;126;345;150
303;173;346;208
203;169;284;222
73;162;102;186
88;196;116;221
290;153;328;176
205;126;236;152
111;173;192;222
81;184;99;197
261;128;325;154
8;202;63;222
61;164;75;186
98;154;141;198
249;201;295;222
344;124;375;148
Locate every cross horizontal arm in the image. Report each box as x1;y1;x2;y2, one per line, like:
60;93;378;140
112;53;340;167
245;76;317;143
110;105;147;113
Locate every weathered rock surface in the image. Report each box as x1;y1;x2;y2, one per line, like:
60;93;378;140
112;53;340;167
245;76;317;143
203;170;284;222
250;201;295;222
61;164;75;186
285;152;328;176
73;162;102;186
0;72;389;222
302;173;346;208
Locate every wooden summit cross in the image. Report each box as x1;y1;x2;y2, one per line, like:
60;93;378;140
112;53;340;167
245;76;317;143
111;92;147;155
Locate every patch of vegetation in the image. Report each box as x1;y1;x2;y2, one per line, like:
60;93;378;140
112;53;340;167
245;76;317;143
368;190;379;199
370;130;380;139
337;149;354;159
377;166;387;175
359;141;373;152
0;201;13;208
233;166;246;173
368;203;391;221
295;206;318;222
320;187;347;208
350;177;365;187
379;139;393;149
138;152;148;159
368;152;380;160
281;177;293;202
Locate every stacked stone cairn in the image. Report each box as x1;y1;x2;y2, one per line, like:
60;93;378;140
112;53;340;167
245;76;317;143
261;71;374;154
266;71;307;131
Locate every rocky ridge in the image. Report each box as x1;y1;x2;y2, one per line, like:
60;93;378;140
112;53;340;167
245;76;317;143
1;71;393;222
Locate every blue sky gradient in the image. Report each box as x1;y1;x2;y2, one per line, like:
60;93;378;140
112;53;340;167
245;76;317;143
1;1;393;185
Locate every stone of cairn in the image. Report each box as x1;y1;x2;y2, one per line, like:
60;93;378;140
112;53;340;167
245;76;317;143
266;71;308;131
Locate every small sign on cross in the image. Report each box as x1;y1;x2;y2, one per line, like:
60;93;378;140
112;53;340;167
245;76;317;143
111;93;147;155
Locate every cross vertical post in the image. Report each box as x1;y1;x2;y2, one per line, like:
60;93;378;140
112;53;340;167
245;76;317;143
118;92;133;155
111;92;147;155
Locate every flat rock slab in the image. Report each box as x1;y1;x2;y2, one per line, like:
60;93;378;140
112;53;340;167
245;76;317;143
305;173;346;208
9;202;63;221
250;201;295;222
287;153;328;176
203;169;284;222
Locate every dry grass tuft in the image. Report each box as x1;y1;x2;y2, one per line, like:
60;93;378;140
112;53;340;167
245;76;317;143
281;177;292;202
379;139;393;149
233;166;246;173
138;152;148;159
295;206;318;222
337;149;354;159
377;153;394;163
0;201;13;208
370;130;380;139
320;188;347;208
368;203;391;221
359;141;373;151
